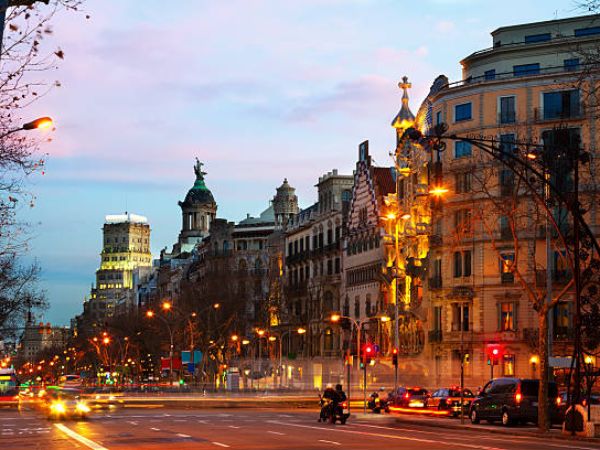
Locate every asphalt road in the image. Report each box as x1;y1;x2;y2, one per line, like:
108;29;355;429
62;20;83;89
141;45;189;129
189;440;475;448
1;407;600;450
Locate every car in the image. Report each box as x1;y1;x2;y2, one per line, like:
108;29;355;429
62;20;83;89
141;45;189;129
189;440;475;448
43;388;91;420
388;387;430;408
426;387;474;416
469;378;562;426
85;387;123;409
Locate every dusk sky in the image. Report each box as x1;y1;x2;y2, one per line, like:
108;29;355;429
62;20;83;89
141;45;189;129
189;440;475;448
23;0;581;325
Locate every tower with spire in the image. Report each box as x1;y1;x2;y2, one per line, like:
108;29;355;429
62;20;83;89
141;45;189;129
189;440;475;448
391;76;416;146
272;178;299;230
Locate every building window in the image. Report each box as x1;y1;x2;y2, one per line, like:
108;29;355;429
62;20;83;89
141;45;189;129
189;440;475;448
454;141;472;158
454;172;472;193
498;133;516;160
454;209;472;233
500;253;515;283
484;69;496;80
524;33;551;43
513;63;540;77
324;291;334;313
564;58;580;72
454;103;472;122
334;257;340;274
543;90;580;119
453;251;462;278
435;110;442;125
500;302;515;331
500;169;515;196
365;294;372;317
463;250;472;277
500;215;511;239
433;306;442;331
354;296;360;318
499;96;516;124
452;303;470;331
575;26;600;37
503;354;516;376
553;302;572;337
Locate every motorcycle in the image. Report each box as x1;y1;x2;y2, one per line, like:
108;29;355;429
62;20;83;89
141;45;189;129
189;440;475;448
368;391;388;414
318;396;350;424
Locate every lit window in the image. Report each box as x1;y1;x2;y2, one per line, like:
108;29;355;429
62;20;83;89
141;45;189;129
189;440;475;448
500;302;514;331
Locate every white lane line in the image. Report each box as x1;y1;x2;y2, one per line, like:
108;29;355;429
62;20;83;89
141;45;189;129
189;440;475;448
197;420;208;424
266;420;504;450
54;423;109;450
127;421;138;426
318;440;341;446
212;442;230;448
267;430;285;435
150;427;160;431
228;425;241;429
355;423;595;450
177;433;191;438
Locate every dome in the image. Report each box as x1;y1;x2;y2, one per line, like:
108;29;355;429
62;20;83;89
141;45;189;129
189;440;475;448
180;159;215;207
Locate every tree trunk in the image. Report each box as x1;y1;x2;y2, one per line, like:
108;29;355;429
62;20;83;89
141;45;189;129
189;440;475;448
538;310;550;432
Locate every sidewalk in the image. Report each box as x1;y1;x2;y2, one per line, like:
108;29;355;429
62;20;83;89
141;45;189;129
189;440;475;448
352;411;596;442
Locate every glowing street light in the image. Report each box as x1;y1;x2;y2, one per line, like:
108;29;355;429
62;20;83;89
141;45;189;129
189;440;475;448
146;310;155;318
297;327;307;334
23;116;53;130
429;186;449;197
231;335;239;342
162;301;172;311
330;314;341;323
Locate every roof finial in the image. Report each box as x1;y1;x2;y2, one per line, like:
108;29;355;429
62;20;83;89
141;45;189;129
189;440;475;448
194;158;207;181
391;75;415;130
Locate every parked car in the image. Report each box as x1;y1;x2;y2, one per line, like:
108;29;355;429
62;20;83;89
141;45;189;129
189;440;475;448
469;378;561;426
389;387;430;408
426;387;474;416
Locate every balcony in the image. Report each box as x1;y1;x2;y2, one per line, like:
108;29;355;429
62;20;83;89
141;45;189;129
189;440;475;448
535;270;573;285
534;105;584;123
501;272;514;284
428;330;443;343
429;234;443;247
497;111;516;125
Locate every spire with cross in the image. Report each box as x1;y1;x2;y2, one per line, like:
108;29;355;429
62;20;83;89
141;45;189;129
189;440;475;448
391;75;415;131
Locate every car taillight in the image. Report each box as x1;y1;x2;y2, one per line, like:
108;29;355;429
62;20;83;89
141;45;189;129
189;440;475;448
405;393;410;399
341;402;347;408
515;393;522;403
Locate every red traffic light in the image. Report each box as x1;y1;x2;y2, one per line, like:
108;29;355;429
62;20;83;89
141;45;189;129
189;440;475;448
365;346;373;354
392;348;398;355
492;348;499;356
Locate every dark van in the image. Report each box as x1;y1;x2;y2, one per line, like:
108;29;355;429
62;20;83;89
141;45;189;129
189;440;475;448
469;378;560;426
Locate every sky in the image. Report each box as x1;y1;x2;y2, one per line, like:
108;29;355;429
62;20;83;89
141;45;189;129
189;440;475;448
19;0;586;325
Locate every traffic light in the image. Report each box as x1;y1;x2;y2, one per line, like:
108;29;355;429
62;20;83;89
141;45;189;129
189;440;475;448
392;348;398;367
486;343;503;365
363;345;374;366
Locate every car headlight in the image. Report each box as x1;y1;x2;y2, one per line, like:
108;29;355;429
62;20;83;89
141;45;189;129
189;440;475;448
76;402;90;413
51;401;66;413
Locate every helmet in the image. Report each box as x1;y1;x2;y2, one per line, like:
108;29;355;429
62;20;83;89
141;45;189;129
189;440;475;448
335;384;343;391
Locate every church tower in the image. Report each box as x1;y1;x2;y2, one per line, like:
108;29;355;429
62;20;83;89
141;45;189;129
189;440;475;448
177;159;217;252
272;178;299;230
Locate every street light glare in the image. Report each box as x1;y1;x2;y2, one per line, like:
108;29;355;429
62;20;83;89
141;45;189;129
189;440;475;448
22;116;53;130
297;327;307;334
162;301;172;310
401;213;411;220
146;310;155;318
231;335;239;341
429;186;449;197
380;316;391;323
268;336;277;342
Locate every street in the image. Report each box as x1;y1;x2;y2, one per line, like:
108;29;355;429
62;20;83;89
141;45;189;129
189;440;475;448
1;407;599;450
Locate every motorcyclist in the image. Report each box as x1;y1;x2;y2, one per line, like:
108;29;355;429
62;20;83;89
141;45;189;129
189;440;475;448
319;384;339;422
335;384;347;403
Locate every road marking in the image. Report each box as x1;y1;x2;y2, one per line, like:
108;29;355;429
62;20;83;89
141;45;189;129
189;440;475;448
177;433;191;438
267;421;504;450
127;421;138;425
318;440;341;446
228;425;241;429
197;420;208;424
267;430;285;435
212;442;230;448
150;427;160;431
54;423;109;450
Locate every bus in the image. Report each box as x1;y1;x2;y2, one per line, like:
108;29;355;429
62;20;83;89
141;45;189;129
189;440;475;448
0;368;19;405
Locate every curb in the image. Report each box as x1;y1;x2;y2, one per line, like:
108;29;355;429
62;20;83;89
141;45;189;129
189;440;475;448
387;416;598;442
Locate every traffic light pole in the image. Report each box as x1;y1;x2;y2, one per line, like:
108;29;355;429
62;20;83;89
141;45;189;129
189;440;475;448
363;352;367;415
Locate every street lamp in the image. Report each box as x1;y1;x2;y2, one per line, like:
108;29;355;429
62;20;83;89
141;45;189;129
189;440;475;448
330;313;388;414
146;310;175;384
269;327;307;388
0;116;54;140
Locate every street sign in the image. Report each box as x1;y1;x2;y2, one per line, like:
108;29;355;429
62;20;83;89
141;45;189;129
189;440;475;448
193;350;202;363
181;351;191;364
187;363;194;373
